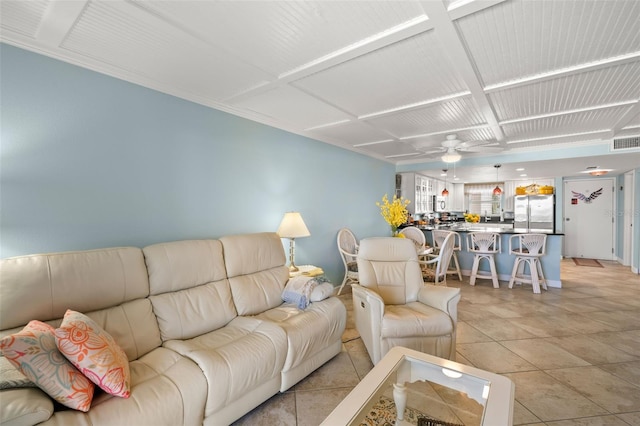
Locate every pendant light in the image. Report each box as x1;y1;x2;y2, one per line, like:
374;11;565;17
442;169;449;196
492;164;502;196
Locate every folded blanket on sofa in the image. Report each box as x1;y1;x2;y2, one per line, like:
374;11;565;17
0;356;35;390
282;276;316;309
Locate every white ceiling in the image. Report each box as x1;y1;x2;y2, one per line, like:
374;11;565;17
2;0;639;183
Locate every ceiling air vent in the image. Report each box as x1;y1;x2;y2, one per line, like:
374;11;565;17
611;136;640;151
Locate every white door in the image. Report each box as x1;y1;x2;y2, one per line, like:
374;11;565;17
564;179;615;260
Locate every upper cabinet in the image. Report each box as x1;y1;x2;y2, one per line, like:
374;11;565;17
397;173;432;214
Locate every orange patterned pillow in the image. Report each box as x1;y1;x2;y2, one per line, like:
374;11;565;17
55;310;130;398
0;320;94;411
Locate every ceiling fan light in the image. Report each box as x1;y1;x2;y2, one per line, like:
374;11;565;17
441;151;461;163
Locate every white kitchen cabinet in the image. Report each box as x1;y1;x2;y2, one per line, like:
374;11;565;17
397;173;432;215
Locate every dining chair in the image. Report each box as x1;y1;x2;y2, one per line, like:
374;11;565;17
336;228;360;295
399;226;426;254
420;232;456;286
431;229;463;281
352;237;461;364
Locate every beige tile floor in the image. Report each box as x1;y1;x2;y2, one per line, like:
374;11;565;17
233;259;640;425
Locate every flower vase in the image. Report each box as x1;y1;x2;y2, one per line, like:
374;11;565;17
391;227;398;237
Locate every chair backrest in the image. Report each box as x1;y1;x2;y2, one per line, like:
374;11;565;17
432;229;461;250
337;228;359;265
429;232;456;282
509;233;547;256
356;237;424;304
467;232;500;254
399;226;426;251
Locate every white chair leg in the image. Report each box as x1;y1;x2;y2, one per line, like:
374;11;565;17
536;259;547;290
488;255;499;288
337;276;348;295
452;251;462;281
470;255;480;286
509;257;520;288
529;259;541;294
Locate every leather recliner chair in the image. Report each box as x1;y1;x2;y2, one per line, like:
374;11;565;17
351;237;461;365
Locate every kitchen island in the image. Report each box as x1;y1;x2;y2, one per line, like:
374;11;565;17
420;224;564;288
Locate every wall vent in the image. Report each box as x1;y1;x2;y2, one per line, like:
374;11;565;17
611;136;640;151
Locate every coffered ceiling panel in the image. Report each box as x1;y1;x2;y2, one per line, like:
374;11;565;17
2;0;639;181
0;0;49;38
364;97;486;139
458;0;640;86
502;105;634;141
138;0;425;77
62;1;271;101
231;86;350;130
490;62;640;121
293;30;467;117
308;121;392;147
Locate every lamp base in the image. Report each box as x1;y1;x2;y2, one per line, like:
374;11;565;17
288;238;298;272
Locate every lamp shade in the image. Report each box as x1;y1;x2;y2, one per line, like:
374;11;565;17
277;212;310;238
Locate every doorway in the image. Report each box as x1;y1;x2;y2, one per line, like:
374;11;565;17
563;179;615;260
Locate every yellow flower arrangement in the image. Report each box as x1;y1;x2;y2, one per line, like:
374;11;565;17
464;213;480;223
376;194;410;235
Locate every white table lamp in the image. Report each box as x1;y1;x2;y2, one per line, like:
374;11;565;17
277;212;310;272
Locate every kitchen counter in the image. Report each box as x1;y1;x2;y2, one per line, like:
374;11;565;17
421;226;564;288
419;223;563;235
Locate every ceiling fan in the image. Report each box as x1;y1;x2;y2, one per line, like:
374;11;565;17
411;134;503;162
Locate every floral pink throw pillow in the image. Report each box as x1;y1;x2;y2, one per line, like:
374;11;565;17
55;310;131;398
0;320;94;411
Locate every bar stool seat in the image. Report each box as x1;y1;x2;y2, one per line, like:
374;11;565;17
508;234;547;294
467;232;501;288
432;230;463;281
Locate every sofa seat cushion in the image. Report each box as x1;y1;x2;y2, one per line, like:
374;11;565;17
39;347;207;426
381;302;453;338
163;316;287;417
0;388;54;426
255;297;346;372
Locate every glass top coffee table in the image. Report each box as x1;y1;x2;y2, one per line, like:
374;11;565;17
322;346;514;426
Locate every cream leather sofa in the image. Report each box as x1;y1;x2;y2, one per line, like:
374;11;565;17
0;232;346;426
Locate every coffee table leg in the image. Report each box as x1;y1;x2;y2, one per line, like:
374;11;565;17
393;382;407;422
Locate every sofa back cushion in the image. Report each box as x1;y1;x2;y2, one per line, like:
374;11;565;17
220;233;289;315
0;247;160;361
144;240;237;340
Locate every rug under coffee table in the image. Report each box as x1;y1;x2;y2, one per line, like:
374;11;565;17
322;347;515;426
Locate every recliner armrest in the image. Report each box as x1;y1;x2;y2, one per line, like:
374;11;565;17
417;286;461;321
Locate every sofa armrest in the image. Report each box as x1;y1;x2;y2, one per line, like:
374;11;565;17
0;388;53;426
417;286;461;322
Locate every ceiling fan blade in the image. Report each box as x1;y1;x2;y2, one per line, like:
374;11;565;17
457;140;495;149
460;146;504;153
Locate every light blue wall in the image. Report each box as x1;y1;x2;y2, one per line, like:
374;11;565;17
0;44;395;284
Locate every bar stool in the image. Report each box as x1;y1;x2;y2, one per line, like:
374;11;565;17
432;230;463;280
508;234;547;294
467;232;501;288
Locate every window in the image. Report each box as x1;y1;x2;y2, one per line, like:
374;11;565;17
465;184;502;215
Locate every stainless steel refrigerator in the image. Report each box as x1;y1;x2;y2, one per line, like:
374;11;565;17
514;195;555;230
